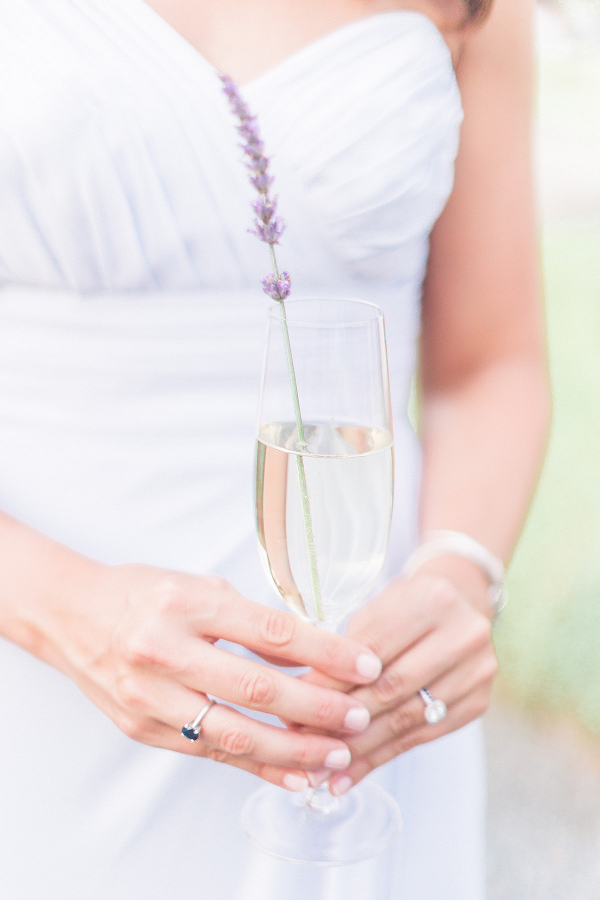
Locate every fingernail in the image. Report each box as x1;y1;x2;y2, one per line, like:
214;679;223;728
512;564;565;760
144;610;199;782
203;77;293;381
324;747;352;769
283;773;309;792
307;769;331;788
330;776;353;797
356;653;382;681
344;707;370;732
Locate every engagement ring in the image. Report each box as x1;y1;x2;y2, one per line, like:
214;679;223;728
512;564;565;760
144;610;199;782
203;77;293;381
181;699;216;742
419;688;447;725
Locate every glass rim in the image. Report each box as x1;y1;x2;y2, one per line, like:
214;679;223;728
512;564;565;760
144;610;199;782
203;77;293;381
267;297;384;328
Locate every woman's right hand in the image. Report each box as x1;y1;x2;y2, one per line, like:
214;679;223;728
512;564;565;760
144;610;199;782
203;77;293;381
39;562;382;792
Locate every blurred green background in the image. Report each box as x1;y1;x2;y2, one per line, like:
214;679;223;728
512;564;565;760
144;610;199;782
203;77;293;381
494;3;600;735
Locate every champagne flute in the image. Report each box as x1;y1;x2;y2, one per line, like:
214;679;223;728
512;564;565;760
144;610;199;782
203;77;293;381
241;298;402;865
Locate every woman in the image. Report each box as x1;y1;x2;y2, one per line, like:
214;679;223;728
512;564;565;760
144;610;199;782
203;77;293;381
0;0;548;898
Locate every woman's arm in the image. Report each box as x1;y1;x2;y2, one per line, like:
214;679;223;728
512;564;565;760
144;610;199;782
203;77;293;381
0;510;382;790
302;0;550;794
418;0;549;596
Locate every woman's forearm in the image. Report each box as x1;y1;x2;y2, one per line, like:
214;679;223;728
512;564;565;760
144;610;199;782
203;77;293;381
0;511;102;673
416;355;550;613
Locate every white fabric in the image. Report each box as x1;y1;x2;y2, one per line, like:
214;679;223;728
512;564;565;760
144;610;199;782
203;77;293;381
0;3;485;898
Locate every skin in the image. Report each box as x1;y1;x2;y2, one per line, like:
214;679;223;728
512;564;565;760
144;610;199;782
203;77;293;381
142;0;472;77
0;0;550;795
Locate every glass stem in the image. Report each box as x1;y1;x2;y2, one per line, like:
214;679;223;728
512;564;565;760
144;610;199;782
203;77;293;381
304;783;340;813
269;243;324;621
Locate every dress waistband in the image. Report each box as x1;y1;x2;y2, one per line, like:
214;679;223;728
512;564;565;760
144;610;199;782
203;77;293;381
0;284;420;415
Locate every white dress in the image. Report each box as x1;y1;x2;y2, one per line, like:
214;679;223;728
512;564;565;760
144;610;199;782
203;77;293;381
0;3;486;898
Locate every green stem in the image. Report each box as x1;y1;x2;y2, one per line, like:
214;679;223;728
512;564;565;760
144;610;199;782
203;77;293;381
269;242;324;621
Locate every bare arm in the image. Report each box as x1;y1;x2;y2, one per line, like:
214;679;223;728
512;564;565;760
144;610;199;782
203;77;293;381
303;0;550;794
418;0;549;601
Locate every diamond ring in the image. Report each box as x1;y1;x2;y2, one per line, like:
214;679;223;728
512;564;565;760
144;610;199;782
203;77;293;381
181;699;216;742
419;688;447;725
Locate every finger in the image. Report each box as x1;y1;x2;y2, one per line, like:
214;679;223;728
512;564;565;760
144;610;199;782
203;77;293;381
167;728;314;793
177;697;357;771
180;640;372;734
295;575;471;694
284;644;460;735
252;653;304;668
298;576;489;696
296;668;353;693
343;644;497;756
201;752;312;793
191;581;382;684
112;673;358;772
339;696;426;759
327;686;492;796
340;574;444;663
348;608;492;718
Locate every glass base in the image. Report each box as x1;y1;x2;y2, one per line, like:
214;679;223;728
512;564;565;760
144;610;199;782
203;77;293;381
240;780;402;866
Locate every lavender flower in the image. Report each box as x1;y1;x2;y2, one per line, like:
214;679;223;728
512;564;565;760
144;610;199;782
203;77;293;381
252;196;278;222
245;156;269;175
236;116;259;136
249;218;285;245
261;272;291;301
218;72;288;297
248;172;275;194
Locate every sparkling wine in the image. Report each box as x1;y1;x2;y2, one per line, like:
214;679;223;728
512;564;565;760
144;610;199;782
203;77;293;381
256;422;393;623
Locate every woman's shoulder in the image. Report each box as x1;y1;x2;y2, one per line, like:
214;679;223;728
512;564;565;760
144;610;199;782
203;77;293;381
370;0;532;71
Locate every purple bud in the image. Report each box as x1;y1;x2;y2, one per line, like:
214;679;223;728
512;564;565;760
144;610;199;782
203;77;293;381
245;156;269;175
219;80;240;102
252;196;278;223
236;117;259;138
249;172;275;193
261;272;291;301
248;217;285;244
231;99;250;119
218;74;253;121
239;132;261;150
241;145;266;166
218;73;236;91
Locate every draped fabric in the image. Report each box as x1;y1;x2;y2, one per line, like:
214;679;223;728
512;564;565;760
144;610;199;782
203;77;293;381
0;3;485;898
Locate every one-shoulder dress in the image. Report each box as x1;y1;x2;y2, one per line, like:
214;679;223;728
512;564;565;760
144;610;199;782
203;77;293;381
0;2;486;898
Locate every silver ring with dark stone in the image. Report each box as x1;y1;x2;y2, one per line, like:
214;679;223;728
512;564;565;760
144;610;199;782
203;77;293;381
181;699;216;741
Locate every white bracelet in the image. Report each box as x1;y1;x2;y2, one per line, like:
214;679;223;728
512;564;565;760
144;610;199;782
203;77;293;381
402;530;508;620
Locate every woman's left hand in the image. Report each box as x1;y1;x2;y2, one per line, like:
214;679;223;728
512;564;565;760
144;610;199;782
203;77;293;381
296;569;498;796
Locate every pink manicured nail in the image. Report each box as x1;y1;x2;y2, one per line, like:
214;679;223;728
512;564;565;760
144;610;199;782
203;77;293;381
356;653;382;681
324;748;351;769
330;776;353;797
344;707;370;732
283;773;309;792
307;769;331;788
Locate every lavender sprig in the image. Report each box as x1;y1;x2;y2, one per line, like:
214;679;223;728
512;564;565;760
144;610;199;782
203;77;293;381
218;73;288;299
219;73;324;622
